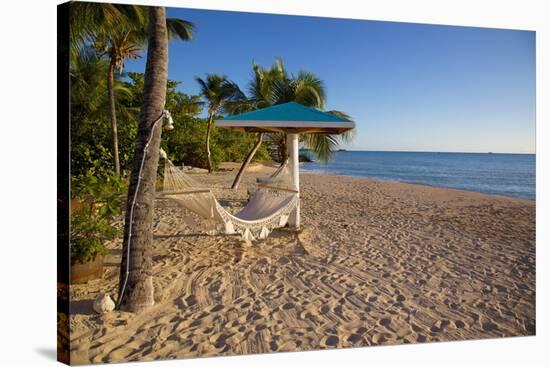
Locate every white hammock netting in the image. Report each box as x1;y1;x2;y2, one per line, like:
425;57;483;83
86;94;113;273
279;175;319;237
159;159;299;241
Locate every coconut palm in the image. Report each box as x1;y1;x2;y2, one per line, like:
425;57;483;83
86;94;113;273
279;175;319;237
195;74;245;172
70;2;194;175
118;6;169;312
70;48;112;117
229;59;352;189
69;3;144;66
70;48;140;176
94;30;143;176
101;19;193;176
226;61;284;189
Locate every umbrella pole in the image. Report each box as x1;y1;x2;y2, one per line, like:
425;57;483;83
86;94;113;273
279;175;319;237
287;133;300;228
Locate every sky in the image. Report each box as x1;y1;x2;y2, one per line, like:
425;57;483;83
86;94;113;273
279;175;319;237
124;8;536;154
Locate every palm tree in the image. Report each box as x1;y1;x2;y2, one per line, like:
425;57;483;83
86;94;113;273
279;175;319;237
227;61;284;189
230;59;352;189
195;74;245;172
118;6;169;312
70;2;194;176
70;48;139;177
96;31;143;176
69;3;144;67
70;48;112;118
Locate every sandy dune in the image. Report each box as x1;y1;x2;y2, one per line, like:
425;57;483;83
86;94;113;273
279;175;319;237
69;167;536;364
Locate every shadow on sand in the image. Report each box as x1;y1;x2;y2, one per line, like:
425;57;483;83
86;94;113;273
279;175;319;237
154;232;218;240
70;299;96;316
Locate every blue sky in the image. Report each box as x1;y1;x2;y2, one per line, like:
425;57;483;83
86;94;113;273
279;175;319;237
124;8;536;153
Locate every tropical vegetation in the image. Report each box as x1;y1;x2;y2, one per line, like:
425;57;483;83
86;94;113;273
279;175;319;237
195;74;245;172
226;59;353;189
67;3;352;310
71;2;194;176
70;173;126;263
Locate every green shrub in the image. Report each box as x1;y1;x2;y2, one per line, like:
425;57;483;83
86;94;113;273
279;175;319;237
70;173;126;263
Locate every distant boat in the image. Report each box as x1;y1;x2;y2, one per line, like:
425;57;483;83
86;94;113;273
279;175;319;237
337;149;347;152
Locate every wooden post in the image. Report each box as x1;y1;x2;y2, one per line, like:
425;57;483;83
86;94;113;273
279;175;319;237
287;133;300;228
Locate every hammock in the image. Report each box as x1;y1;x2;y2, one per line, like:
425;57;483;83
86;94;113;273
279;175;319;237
158;157;299;241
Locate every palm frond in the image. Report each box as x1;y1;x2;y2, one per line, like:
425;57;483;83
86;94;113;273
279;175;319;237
69;3;145;65
166;18;195;41
303;134;339;163
272;77;294;104
221;80;246;101
223;99;255;115
326;110;355;143
196;74;246;115
70;48;110;112
293;71;326;108
194;76;210;97
325;110;351;120
242;58;349;164
112;84;134;100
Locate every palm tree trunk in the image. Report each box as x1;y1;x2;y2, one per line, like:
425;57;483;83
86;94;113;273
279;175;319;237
205;113;213;173
118;6;168;313
107;59;120;176
231;133;263;190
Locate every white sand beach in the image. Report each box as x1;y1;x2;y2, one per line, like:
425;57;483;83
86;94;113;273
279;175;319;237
68;165;536;364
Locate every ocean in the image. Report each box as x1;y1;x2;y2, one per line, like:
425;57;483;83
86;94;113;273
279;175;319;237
300;151;536;200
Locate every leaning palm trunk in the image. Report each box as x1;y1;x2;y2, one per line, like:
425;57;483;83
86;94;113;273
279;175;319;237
231;133;263;190
107;59;121;176
118;6;168;312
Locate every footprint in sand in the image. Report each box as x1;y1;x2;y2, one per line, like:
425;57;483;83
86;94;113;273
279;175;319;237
269;340;278;351
255;324;268;331
430;319;450;332
281;302;295;310
239;302;251;309
482;321;499;332
346;333;363;344
246;311;264;322
372;332;390;344
177;294;197;308
209;304;224;312
321;335;339;347
454;320;466;328
211;333;232;349
416;334;427;342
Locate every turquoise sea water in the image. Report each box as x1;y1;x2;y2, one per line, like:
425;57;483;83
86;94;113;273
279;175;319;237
300;151;535;200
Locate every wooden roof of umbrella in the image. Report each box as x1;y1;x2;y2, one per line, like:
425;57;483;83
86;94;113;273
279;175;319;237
215;102;355;134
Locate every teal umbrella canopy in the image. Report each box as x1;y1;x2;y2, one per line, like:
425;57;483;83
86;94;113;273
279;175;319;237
215;102;354;134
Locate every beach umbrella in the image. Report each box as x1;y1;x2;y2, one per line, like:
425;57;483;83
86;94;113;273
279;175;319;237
215;101;355;228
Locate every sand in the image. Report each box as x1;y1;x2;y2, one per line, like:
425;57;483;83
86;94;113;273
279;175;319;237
68;165;536;364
